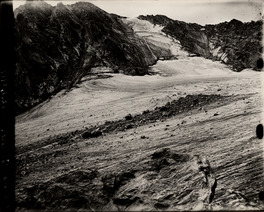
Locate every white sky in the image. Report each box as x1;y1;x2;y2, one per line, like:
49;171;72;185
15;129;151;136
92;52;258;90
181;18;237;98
13;0;263;25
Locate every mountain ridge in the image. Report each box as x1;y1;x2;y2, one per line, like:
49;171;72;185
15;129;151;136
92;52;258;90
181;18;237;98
14;1;168;114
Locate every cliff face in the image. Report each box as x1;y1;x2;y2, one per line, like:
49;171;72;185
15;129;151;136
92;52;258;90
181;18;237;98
14;2;162;114
138;15;262;71
205;19;262;71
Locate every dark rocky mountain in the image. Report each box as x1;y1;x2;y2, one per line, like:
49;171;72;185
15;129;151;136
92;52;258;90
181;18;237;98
14;2;167;114
14;3;262;114
138;15;262;72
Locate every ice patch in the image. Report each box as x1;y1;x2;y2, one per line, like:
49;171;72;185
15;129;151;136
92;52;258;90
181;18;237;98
151;57;233;77
122;17;163;33
122;18;189;59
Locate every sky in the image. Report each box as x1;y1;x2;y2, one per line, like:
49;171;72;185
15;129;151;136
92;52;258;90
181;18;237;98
13;0;263;25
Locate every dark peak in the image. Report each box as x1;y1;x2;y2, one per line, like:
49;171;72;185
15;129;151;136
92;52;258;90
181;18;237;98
72;1;95;6
53;1;71;13
110;13;127;19
70;1;101;12
217;18;243;26
206;18;261;28
138;14;174;26
138;14;202;28
229;18;243;25
50;1;78;22
56;2;65;8
50;1;81;27
14;0;53;18
68;1;110;20
21;0;53;11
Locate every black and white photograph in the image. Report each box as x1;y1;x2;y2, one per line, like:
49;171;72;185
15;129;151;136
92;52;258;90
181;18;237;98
1;0;264;210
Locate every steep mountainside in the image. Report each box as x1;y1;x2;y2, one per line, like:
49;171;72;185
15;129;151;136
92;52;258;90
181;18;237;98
138;15;262;72
14;2;168;114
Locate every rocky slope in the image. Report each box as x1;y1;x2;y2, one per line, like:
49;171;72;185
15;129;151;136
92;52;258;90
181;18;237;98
138;15;262;72
14;2;170;114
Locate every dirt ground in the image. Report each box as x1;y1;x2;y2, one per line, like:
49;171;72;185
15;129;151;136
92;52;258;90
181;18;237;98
15;18;264;211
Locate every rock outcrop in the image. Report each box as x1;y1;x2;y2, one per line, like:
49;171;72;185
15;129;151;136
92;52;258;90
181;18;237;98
138;15;262;72
14;2;165;114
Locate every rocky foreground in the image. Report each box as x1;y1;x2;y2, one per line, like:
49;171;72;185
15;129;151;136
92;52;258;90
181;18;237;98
15;63;264;210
